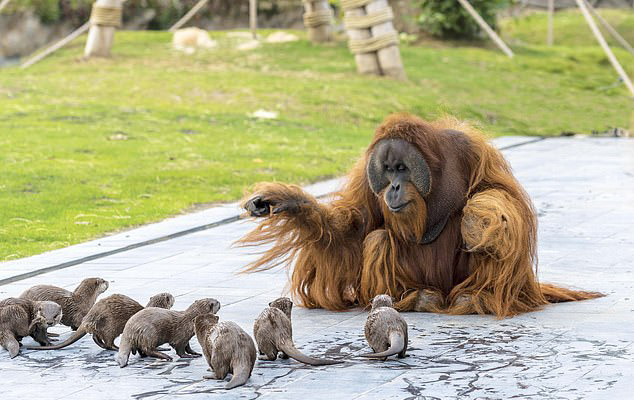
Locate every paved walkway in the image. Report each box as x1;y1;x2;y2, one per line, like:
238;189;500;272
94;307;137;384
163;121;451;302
1;136;632;399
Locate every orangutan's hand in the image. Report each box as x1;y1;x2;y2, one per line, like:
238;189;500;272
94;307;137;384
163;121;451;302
244;194;303;217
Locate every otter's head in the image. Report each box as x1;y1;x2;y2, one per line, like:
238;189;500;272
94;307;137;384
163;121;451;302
269;297;293;319
37;301;62;326
76;278;109;296
371;295;394;310
188;298;221;315
146;293;175;309
194;313;220;334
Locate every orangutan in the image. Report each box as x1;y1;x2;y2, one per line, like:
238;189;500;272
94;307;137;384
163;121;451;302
238;113;602;317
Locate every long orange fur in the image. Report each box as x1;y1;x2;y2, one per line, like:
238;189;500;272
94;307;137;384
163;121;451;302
237;114;603;317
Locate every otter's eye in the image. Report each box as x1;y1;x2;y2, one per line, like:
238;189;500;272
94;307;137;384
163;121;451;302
397;164;406;172
384;165;394;173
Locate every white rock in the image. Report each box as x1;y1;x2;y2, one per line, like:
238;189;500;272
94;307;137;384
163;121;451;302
250;109;278;119
227;31;255;39
266;31;299;43
237;39;260;51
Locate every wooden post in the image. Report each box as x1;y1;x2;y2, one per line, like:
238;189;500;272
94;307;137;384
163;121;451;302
547;0;554;46
0;0;11;13
583;0;634;56
302;0;334;43
249;0;257;39
169;0;209;32
343;2;380;75
366;0;405;80
574;0;634;96
84;0;123;58
341;0;405;79
456;0;513;58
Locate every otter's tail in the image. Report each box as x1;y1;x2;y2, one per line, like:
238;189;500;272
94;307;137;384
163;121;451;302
115;340;132;368
279;341;342;366
540;283;604;303
360;331;404;359
1;334;20;359
225;359;253;390
26;327;87;350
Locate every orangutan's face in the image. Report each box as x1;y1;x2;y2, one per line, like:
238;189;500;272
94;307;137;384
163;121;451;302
366;139;431;213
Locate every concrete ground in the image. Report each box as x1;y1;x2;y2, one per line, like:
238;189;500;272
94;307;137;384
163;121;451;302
0;136;632;400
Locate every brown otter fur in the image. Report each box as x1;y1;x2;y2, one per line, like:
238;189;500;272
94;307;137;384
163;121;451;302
27;292;175;351
253;297;342;365
0;305;48;358
116;298;220;367
0;297;62;346
362;295;408;359
194;314;257;390
20;278;109;330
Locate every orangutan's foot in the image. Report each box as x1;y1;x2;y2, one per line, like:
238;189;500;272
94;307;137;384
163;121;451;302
343;285;358;305
449;293;477;314
413;289;444;312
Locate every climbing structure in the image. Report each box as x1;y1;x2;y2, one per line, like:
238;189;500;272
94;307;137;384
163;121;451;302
341;0;405;79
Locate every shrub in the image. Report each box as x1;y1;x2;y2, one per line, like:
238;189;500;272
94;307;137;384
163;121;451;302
417;0;510;39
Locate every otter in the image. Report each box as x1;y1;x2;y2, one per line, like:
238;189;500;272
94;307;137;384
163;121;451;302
194;314;257;389
361;295;408;360
26;292;175;351
0;298;62;346
20;277;109;330
254;297;342;365
0;304;48;358
116;298;221;367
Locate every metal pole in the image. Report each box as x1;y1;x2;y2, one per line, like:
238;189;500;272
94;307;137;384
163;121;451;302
456;0;513;58
249;0;257;39
169;0;209;32
574;0;634;96
584;0;633;56
0;0;10;13
547;0;554;46
21;22;90;69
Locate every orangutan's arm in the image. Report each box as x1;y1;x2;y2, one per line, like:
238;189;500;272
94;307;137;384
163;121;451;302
238;182;366;270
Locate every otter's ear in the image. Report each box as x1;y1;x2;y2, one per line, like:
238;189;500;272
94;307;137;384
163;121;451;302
367;145;389;195
403;143;432;197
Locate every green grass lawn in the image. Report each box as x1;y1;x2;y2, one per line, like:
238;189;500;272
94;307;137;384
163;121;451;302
500;9;634;47
0;15;632;261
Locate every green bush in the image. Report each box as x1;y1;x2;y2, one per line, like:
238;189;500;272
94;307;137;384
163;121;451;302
418;0;510;39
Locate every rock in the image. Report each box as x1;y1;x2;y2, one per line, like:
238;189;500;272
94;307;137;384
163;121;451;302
172;27;217;54
265;31;299;43
250;110;278;119
236;39;260;51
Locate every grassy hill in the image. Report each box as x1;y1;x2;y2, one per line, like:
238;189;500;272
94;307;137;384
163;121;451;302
0;19;631;261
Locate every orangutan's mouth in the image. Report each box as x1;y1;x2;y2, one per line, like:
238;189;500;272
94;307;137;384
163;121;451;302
388;201;410;213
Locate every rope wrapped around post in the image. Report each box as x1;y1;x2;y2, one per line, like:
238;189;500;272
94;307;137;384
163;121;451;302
340;0;372;9
348;31;398;54
344;7;393;30
340;0;405;79
303;7;332;28
302;0;334;43
90;3;122;28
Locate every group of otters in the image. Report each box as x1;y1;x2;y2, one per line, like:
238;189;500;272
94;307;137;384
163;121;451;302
0;277;408;389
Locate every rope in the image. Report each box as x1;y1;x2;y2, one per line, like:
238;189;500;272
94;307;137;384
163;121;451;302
90;4;122;28
303;9;333;28
344;7;393;29
340;0;373;10
348;31;398;54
